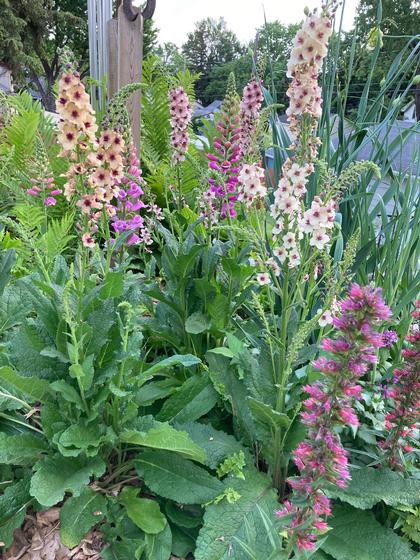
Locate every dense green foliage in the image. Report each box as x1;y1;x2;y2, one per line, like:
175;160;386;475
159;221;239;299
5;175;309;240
0;1;418;559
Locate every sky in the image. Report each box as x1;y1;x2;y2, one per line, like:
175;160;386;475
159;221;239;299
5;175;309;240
144;0;360;47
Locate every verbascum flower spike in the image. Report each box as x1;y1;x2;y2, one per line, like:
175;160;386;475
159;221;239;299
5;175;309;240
270;2;336;268
169;86;192;163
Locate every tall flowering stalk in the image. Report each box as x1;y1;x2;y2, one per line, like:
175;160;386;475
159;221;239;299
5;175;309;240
270;2;336;266
199;73;242;223
239;77;263;160
276;284;391;553
168;86;192;163
380;301;420;470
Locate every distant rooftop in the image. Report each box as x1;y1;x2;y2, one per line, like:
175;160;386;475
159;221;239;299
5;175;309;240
193;100;223;120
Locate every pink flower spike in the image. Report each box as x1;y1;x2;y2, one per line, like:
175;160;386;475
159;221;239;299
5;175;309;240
44;197;57;206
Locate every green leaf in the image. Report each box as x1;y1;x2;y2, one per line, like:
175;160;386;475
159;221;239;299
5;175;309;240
57;422;112;457
120;487;166;534
49;380;83;407
327;467;420;509
60;487;107;548
120;421;206;463
136;450;224;504
0;250;15;295
194;468;279;560
145;523;172;560
165;502;202;528
143;354;201;376
0;366;50;402
30;454;105;507
247;397;290;430
176;422;246;469
321;504;417;560
0;478;31;547
99;271;124;299
136;378;180;406
157;375;218;424
171;525;196;557
185;312;211;334
0;432;47;465
102;540;145;560
207;347;235;358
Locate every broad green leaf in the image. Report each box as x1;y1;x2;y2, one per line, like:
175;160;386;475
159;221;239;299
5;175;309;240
247;398;290;430
57;422;113;457
136;450;224;504
102;540;145;560
143;354;201;376
120;421;206;463
327;467;420;509
60;487;107;548
145;523;172;560
157;375;218;424
99;271;124;299
194;468;279;560
0;478;31;547
321;504;417;560
30;454;105;507
176;422;246;469
0;432;47;465
0;249;15;295
49;380;83;407
207;347;235;358
171;525;196;557
120;487;166;534
0;366;50;402
136;378;180;406
165;502;202;528
185;312;211;334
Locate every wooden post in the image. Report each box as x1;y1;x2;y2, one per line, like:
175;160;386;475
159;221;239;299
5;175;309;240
107;0;156;153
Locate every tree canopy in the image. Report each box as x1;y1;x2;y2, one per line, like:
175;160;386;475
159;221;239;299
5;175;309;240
0;0;88;110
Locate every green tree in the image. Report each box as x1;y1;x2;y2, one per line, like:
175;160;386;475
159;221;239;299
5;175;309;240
143;18;159;57
0;0;88;110
182;17;243;103
157;42;188;75
203;21;299;107
339;0;420;112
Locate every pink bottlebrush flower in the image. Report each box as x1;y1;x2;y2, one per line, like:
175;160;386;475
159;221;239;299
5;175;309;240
277;284;391;552
380;301;420;470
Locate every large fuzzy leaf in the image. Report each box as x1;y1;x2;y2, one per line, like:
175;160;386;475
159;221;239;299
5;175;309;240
30;454;105;507
321;504;416;560
0;366;50;402
157;375;218;424
175;422;247;469
120;419;206;463
136;450;224;504
0;432;48;465
120;487;167;535
194;468;279;560
60;488;107;548
0;478;31;547
327;467;420;509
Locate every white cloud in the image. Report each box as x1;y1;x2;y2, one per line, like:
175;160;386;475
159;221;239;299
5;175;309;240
151;0;359;46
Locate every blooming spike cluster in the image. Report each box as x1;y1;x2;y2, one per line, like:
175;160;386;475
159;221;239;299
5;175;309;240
169;87;192;163
380;301;420;470
300;196;336;249
237;163;266;207
56;68;97;154
111;146;162;248
269;3;336;271
27;177;62;206
276;284;391;552
200;76;242;222
239;78;263;160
